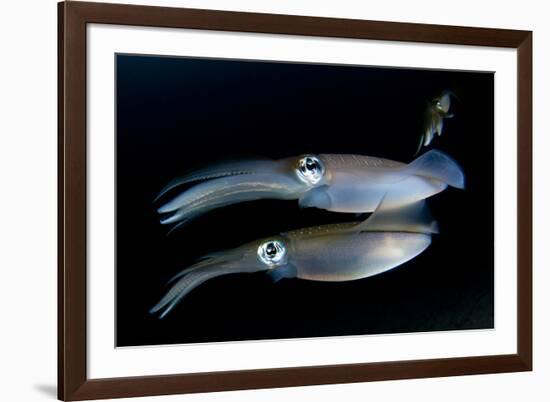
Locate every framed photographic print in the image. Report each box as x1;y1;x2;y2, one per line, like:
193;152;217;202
58;1;532;400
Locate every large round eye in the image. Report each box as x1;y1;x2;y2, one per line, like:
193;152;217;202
257;240;286;267
296;156;325;185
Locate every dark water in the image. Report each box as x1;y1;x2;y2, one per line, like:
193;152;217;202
116;54;494;347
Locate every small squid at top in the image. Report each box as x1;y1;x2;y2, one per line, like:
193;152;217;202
156;149;464;228
416;91;456;155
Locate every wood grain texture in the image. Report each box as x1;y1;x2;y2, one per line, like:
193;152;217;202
58;1;532;400
516;32;533;370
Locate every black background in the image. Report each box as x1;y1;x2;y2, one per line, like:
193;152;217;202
116;54;494;347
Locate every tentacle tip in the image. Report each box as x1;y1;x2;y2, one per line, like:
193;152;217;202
149;307;167;320
166;219;191;236
157;206;170;214
158;309;171;320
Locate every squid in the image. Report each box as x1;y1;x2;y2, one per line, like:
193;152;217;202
156;149;464;228
416;91;455;155
150;201;438;318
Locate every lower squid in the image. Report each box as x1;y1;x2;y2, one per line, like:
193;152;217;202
150;201;438;318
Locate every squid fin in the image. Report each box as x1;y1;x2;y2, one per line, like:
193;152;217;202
355;199;439;235
405;150;465;189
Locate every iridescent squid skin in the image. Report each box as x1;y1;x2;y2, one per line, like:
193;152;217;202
156;149;464;229
150;201;437;318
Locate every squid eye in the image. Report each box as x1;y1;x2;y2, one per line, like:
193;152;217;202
296;156;325;185
257;240;286;266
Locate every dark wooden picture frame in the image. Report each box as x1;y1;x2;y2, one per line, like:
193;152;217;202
58;1;532;400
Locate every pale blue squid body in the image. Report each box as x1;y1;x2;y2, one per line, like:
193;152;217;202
150;201;437;318
156;150;464;227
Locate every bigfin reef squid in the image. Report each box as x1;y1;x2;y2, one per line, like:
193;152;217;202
416;91;456;155
150;200;438;318
156;149;464;230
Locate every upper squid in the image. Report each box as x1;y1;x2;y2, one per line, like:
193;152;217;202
156;149;464;227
